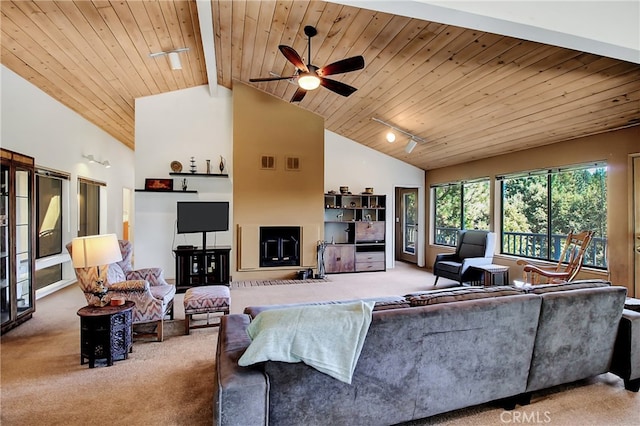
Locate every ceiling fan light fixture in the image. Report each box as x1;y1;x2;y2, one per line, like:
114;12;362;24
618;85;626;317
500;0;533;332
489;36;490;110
386;131;396;143
298;73;321;90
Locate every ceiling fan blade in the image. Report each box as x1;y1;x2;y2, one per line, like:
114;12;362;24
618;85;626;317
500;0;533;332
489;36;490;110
319;78;358;97
291;87;307;103
318;56;365;76
279;45;308;72
249;76;296;82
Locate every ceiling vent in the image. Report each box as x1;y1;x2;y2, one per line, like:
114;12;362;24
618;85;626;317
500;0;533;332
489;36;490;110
285;156;300;171
261;155;276;170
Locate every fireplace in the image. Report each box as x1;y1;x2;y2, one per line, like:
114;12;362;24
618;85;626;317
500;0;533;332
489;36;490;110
259;226;301;267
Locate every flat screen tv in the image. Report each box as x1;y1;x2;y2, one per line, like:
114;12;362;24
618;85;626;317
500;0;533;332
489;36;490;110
177;201;229;234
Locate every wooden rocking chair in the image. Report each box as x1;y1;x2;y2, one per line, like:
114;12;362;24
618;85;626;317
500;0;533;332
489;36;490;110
516;230;595;285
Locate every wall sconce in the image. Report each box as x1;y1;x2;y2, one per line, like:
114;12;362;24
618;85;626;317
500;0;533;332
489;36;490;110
83;154;111;168
371;117;426;154
149;47;190;70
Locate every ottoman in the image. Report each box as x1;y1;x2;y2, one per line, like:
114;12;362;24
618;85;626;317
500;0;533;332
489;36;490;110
183;285;230;334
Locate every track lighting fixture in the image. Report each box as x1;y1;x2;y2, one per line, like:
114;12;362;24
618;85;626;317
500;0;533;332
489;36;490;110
372;117;426;154
405;138;418;154
149;47;190;70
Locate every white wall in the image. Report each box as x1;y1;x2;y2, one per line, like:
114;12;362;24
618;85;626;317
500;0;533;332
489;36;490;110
134;85;233;275
1;65;135;295
134;86;426;277
325;130;426;267
3;65;426;285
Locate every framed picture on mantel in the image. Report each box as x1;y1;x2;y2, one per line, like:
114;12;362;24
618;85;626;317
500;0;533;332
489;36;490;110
144;178;173;191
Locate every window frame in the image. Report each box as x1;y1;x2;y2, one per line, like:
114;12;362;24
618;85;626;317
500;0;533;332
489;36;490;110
498;163;607;269
432;178;491;247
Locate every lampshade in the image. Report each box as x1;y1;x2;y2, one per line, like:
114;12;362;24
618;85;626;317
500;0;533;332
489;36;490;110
71;234;122;268
298;73;321;90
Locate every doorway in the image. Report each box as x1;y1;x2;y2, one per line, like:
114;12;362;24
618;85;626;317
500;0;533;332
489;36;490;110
634;156;640;297
395;187;418;264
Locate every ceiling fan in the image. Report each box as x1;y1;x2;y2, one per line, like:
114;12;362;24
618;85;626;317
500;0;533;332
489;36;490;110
249;25;365;103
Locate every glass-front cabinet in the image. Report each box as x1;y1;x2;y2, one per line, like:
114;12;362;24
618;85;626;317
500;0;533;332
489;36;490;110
1;148;35;334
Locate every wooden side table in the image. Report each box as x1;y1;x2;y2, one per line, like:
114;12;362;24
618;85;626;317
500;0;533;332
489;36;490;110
77;301;134;368
469;264;510;286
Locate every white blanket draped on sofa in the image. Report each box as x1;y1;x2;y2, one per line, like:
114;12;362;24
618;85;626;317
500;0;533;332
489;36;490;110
238;301;375;384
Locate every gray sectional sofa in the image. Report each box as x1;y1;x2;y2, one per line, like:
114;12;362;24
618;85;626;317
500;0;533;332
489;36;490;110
213;281;638;426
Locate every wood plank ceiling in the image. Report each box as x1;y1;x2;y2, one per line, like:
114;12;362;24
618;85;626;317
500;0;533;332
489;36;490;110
2;1;639;170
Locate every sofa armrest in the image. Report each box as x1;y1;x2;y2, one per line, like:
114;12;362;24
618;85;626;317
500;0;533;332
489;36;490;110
610;309;640;391
434;253;457;263
108;280;149;292
126;268;168;286
214;314;269;426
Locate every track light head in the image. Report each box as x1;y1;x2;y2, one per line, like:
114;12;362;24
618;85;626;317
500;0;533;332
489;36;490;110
386;132;396;143
405;138;418;154
372;117;425;154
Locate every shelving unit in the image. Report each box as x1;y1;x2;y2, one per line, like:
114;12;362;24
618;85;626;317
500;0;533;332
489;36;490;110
136;172;229;192
135;189;197;193
323;193;386;274
169;172;228;178
1;148;35;333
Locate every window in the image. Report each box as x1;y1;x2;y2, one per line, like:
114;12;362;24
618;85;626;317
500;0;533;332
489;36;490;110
78;178;102;237
35;168;70;290
433;179;490;246
36;174;63;258
500;164;607;268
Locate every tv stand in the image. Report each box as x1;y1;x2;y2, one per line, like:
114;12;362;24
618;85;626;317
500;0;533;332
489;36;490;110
173;246;231;292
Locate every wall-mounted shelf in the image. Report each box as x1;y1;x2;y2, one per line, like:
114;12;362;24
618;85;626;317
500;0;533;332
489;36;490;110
169;172;228;178
135;189;197;193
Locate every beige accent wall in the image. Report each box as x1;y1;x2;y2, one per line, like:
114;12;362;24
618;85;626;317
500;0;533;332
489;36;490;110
425;126;639;296
233;82;324;280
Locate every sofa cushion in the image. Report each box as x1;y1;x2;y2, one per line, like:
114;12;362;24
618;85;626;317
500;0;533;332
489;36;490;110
244;296;408;318
522;279;610;294
434;261;462;274
405;286;524;307
106;263;126;284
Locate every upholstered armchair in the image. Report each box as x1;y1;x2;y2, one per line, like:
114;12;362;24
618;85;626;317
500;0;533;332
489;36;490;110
433;230;496;286
67;239;176;341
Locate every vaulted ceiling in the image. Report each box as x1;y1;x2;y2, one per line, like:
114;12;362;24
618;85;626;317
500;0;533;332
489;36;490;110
2;1;639;170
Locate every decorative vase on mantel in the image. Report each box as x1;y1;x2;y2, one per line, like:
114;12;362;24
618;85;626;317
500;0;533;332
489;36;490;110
219;156;225;174
190;157;197;174
206;159;211;174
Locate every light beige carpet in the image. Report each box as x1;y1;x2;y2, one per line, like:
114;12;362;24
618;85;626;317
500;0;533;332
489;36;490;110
1;262;638;425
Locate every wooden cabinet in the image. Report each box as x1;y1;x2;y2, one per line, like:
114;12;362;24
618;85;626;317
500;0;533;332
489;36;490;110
323;193;386;274
1;149;35;334
174;246;231;292
324;244;355;273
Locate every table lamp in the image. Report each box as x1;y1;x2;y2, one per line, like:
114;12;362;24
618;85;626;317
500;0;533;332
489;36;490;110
71;234;122;306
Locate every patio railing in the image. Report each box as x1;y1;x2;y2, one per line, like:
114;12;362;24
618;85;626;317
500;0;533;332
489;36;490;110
434;227;607;269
